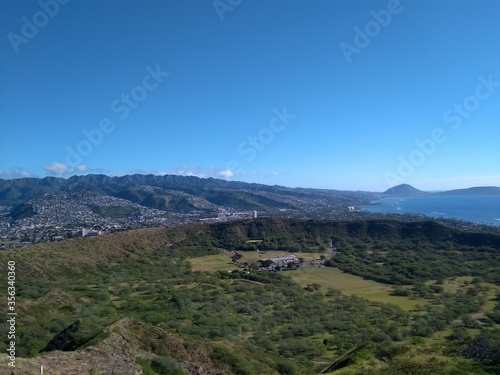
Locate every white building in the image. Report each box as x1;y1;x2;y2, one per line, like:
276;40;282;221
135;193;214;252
263;255;298;264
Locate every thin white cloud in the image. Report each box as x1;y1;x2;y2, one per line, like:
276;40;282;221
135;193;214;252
239;170;281;178
170;165;236;180
218;169;233;179
129;168;168;176
44;162;89;176
118;166;280;181
169;166;204;178
0;168;31;179
75;164;89;172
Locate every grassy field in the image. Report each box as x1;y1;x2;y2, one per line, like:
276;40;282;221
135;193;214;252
439;276;500;313
190;253;425;311
482;282;500;313
189;254;238;272
289;267;426;311
190;250;328;272
439;276;474;293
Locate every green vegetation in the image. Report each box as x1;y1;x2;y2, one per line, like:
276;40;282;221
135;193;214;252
190;250;328;273
1;218;500;374
190;253;239;272
289;268;425;311
91;205;137;218
137;356;185;375
327;230;500;286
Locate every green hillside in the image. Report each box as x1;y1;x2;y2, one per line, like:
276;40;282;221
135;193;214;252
1;218;500;374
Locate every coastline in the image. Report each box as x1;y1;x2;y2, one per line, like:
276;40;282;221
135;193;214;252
361;195;500;227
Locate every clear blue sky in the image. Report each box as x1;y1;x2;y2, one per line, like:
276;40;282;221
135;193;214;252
1;0;499;191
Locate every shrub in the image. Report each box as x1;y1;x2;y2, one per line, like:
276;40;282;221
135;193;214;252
211;346;254;375
276;359;299;375
151;356;185;375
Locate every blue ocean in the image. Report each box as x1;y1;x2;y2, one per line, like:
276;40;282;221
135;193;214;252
361;195;500;227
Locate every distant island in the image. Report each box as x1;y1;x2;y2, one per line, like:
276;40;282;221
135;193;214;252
436;186;500;196
383;183;500;196
382;184;428;196
365;183;500;228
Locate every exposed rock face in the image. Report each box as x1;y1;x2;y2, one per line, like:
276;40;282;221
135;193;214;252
9;318;234;375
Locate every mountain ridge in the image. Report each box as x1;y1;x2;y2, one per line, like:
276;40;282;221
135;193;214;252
1;175;498;232
0;173;364;207
382;183;428;196
0;174;371;242
382;183;500;196
437;186;500;196
2;174;498;202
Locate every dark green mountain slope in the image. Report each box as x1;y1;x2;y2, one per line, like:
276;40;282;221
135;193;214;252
0;175;369;223
2;218;500;374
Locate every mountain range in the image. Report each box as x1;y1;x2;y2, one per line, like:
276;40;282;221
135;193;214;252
0;174;369;222
0;174;367;208
382;184;500;197
0;175;498;229
1;175;498;206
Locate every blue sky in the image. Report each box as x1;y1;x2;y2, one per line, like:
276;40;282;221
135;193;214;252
1;0;499;191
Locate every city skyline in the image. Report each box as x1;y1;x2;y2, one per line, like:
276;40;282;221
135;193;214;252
1;0;499;191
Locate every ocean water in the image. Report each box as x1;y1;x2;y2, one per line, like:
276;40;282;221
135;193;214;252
361;195;500;227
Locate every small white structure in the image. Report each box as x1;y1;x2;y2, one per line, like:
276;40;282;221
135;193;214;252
74;228;102;237
263;255;298;264
252;210;258;218
348;206;355;212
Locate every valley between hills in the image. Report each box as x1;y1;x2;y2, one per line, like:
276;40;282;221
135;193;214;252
2;217;500;374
